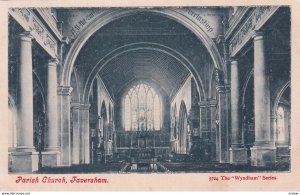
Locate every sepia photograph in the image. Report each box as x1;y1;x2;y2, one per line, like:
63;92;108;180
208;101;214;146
1;0;299;192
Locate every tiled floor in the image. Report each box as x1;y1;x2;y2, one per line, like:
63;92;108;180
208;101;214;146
37;159;290;173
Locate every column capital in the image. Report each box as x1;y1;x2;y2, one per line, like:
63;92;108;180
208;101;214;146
79;103;91;110
216;84;230;93
199;100;217;108
18;31;34;42
230;58;238;63
57;85;73;96
71;102;80;109
252;31;264;41
216;35;225;44
48;58;59;67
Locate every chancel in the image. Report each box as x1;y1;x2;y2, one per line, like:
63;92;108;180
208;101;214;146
8;7;291;173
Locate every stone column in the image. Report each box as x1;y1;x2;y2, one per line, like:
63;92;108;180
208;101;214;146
46;58;59;150
10;32;39;172
250;31;276;166
270;114;277;146
42;58;61;167
17;32;34;151
71;103;80;164
215;85;230;163
80;104;90;164
229;59;247;164
57;86;73;166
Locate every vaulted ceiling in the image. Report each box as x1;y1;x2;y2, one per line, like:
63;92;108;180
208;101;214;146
75;12;213;100
99;49;190;97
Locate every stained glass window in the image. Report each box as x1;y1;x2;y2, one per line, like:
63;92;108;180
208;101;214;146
124;83;161;131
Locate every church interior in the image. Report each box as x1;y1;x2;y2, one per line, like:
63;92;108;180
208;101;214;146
8;6;291;173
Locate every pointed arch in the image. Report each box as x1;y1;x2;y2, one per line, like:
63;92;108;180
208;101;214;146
82;42;206;104
61;8;224;98
273;81;291;117
178;101;188;154
274;82;291;146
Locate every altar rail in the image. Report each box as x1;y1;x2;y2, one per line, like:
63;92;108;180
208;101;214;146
116;147;170;162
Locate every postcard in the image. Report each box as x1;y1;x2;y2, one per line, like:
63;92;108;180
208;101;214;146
0;0;299;192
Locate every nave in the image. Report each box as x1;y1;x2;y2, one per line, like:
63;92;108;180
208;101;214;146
8;7;291;173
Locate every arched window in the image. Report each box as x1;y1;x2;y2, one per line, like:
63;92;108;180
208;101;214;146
124;83;161;131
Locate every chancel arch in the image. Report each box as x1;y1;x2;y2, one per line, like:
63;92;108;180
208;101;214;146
81;42;206;105
61;8;224;87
